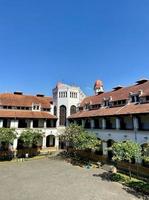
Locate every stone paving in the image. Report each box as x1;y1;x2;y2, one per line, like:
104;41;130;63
0;158;145;200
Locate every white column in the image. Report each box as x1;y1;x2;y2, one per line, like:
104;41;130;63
42;135;46;148
133;117;139;130
116;117;120;129
102;118;106;129
82;119;85;128
30;120;33;128
10;120;14;128
102;141;108;156
13;138;18;150
66;119;69;126
10;120;18;128
91;119;95;129
0;119;3;128
26;120;30;128
55;136;59;149
44;120;47;128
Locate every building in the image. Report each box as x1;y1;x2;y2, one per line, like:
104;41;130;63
0;92;58;150
68;78;149;161
0;84;85;152
52;82;86;126
0;79;149;162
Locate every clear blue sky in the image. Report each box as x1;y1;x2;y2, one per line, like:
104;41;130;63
0;0;149;96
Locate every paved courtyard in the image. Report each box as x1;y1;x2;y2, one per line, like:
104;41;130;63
0;158;145;200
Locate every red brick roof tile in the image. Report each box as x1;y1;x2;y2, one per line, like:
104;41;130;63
68;103;149;119
0;110;56;119
0;93;52;108
80;80;149;106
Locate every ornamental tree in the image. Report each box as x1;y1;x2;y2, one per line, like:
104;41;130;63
61;124;100;151
143;143;149;162
112;140;142;179
0;128;17;144
19;129;43;148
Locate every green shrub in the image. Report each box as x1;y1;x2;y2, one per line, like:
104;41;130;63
111;173;129;182
111;172;149;194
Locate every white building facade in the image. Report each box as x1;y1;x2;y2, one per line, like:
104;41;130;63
0;79;149;163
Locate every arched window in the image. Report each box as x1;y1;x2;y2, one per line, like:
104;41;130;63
70;105;76;115
59;105;67;126
54;106;57;116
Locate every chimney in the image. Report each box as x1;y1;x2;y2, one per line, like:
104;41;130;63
14;91;23;95
36;94;45;97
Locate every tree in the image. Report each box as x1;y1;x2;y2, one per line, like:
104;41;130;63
61;124;100;151
112;140;142;179
19;129;43;148
0;128;17;144
142;143;149;163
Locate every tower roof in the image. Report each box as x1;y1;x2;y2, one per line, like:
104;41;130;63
94;80;103;89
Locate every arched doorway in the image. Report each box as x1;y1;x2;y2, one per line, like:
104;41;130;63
46;135;55;147
107;139;115;161
59;105;67;126
70;105;76;115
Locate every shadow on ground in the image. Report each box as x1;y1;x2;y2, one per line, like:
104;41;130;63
93;172;149;200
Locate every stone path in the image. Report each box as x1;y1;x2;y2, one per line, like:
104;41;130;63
0;158;145;200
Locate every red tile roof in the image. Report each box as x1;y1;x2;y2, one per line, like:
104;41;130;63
69;80;149;119
0;110;56;119
68;103;149;119
0;93;52;108
80;80;149;106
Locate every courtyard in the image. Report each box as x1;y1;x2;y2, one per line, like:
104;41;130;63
0;158;146;200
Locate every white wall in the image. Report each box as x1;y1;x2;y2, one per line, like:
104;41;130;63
52;83;86;127
90;129;149;145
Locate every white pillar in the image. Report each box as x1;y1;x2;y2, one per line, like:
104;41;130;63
102;118;106;129
42;135;46;148
44;120;47;129
116;117;120;129
0;119;3;128
55;136;59;149
30;120;33;128
82;119;85;128
13;138;18;150
26;120;30;128
10;120;18;128
102;141;108;156
91;119;94;129
66;119;69;126
133;117;139;130
10;120;14;128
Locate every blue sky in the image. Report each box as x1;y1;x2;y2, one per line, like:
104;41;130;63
0;0;149;96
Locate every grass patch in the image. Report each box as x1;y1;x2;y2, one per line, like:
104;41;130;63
111;173;149;194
